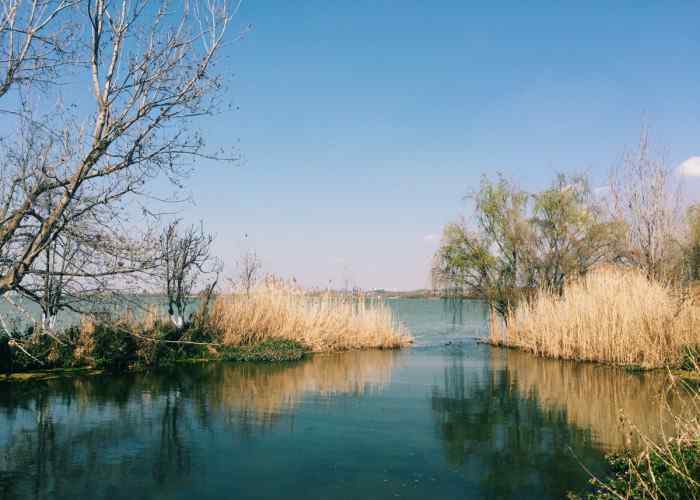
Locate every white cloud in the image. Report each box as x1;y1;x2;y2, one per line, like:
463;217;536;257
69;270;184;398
423;234;439;242
678;156;700;177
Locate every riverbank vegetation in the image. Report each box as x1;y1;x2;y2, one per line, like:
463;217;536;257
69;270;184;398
0;280;408;376
434;129;700;370
572;363;700;499
490;267;700;369
0;0;410;375
432;130;700;498
210;279;411;352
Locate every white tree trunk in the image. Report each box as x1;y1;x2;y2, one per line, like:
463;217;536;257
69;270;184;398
41;312;57;332
170;313;184;330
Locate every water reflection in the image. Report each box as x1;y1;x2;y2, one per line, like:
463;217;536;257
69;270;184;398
0;351;401;499
490;348;686;450
0;344;687;500
431;350;605;498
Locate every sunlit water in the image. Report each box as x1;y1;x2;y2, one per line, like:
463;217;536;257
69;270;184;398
0;299;680;499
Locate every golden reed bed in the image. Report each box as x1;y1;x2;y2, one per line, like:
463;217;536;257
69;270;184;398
490;267;700;369
209;282;412;352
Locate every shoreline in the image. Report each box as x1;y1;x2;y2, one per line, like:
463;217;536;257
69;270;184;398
481;338;700;382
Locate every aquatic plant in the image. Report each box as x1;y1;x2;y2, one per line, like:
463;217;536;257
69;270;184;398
491;266;700;369
208;279;412;352
221;339;305;362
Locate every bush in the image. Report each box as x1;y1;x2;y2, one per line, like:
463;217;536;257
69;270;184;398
88;323;138;372
3;314;309;374
574;442;700;499
134;335;176;369
222;339;306;362
6;327;83;372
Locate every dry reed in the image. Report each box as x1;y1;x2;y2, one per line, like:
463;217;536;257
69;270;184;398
208;280;412;352
491;267;700;369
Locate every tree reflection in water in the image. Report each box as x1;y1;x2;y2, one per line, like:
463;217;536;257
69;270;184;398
0;346;680;500
0;351;400;499
431;350;607;498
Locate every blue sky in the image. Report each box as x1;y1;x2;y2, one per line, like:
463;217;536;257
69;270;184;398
179;1;700;290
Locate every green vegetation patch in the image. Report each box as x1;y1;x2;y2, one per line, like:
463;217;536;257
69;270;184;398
572;442;700;500
221;339;306;363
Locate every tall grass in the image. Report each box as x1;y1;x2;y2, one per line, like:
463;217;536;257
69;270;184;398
491;267;700;369
208;280;412;352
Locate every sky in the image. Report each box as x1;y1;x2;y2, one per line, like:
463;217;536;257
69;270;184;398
176;1;700;290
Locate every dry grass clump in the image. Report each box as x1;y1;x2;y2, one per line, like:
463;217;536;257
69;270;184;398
208;280;412;352
491;267;700;369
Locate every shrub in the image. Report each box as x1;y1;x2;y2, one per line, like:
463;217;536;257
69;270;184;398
572;366;700;499
221;339;306;362
579;443;700;499
6;327;83;372
134;334;177;369
88;323;138;372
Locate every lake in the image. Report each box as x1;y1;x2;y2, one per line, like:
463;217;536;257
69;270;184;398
0;299;677;499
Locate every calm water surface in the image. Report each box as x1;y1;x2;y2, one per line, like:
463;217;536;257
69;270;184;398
0;299;675;499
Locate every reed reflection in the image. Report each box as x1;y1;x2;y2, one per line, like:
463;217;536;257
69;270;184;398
490;348;688;450
431;350;605;498
0;351;401;499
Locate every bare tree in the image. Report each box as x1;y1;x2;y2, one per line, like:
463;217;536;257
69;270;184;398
0;0;236;300
15;220;160;333
0;0;78;98
608;128;683;281
234;250;261;297
160;220;218;329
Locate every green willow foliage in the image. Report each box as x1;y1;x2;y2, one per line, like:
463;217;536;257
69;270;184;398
433;174;625;318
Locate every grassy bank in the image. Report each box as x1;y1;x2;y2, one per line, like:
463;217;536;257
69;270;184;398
1;283;410;376
490;267;700;370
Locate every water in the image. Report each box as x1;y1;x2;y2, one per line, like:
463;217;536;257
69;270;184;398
0;299;677;499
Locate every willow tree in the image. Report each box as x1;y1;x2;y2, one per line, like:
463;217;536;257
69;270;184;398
432;175;532;319
529;174;625;295
433;173;623;319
